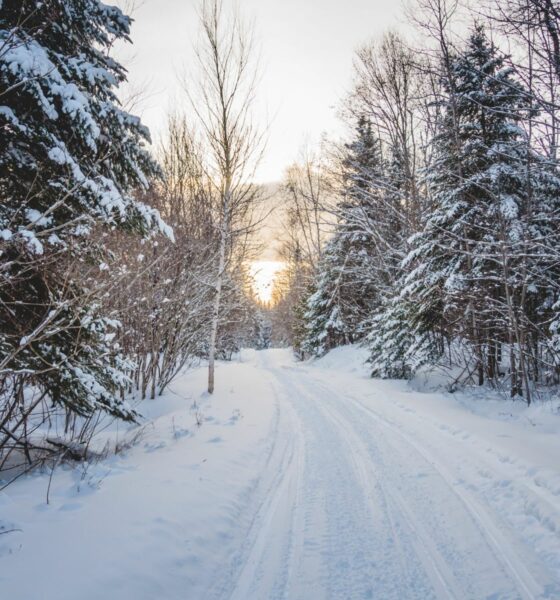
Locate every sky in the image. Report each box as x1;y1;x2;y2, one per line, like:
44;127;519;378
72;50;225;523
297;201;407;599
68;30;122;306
115;0;404;184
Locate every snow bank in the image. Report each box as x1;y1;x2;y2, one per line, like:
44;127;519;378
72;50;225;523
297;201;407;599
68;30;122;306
311;343;370;376
314;345;560;440
0;355;278;600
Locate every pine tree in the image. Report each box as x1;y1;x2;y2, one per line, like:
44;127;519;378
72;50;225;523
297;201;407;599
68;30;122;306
391;25;560;393
303;240;350;356
303;117;385;355
0;1;170;420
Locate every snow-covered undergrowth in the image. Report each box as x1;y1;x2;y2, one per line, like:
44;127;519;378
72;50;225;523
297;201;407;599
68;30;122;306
1;346;560;599
316;343;560;434
0;350;278;600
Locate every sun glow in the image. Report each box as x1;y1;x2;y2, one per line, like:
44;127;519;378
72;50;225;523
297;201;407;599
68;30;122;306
250;261;285;305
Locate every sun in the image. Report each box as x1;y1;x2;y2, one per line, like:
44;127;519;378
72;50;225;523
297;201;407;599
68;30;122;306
250;261;285;305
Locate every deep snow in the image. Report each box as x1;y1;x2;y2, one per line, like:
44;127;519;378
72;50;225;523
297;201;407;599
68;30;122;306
1;346;560;599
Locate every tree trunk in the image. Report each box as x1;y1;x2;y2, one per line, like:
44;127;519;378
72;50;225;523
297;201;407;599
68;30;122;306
208;222;227;394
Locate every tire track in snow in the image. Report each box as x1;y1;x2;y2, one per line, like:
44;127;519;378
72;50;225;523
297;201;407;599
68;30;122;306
386;395;560;578
213;362;305;600
266;363;438;600
208;352;559;599
307;373;558;600
313;395;464;600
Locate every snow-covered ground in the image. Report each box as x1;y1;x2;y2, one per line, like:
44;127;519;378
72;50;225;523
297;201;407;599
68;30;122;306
1;346;560;599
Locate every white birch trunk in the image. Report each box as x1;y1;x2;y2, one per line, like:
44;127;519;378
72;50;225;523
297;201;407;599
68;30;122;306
208;187;230;394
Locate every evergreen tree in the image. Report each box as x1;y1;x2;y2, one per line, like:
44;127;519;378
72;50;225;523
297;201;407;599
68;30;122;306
303;117;385;355
381;25;560;392
368;299;438;379
0;1;170;419
303;239;350;356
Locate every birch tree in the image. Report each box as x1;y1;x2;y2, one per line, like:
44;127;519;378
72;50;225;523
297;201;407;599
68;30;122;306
189;0;264;394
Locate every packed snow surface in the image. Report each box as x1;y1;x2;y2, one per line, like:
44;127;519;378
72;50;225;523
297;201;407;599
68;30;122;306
1;347;560;599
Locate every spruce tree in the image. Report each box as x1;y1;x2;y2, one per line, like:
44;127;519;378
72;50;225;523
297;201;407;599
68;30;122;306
303;239;350;356
303;117;385;355
0;1;170;419
388;25;560;391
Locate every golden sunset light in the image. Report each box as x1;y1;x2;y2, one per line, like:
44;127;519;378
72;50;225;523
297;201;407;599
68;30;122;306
250;260;285;304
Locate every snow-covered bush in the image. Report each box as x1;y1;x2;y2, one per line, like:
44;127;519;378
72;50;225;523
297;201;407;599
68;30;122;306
0;0;171;469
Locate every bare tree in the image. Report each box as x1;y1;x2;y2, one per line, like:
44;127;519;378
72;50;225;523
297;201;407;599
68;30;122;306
483;0;560;160
281;145;331;271
345;31;430;241
188;0;265;393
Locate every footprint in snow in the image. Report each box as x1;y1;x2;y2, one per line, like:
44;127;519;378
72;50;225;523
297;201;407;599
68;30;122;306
225;410;242;425
173;428;191;439
207;436;222;444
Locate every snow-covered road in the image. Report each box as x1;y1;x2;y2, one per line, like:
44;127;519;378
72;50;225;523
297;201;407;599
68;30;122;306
220;349;560;600
2;347;560;599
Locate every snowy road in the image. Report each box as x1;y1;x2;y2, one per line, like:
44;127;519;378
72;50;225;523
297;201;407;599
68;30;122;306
2;347;560;599
211;350;560;600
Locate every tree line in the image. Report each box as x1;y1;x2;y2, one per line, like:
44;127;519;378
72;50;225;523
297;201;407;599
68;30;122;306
0;0;263;481
276;0;560;403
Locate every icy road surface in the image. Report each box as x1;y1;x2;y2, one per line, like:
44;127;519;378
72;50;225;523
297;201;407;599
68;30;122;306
1;347;560;599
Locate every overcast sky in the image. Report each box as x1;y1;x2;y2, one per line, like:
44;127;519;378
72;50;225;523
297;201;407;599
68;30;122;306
116;0;404;183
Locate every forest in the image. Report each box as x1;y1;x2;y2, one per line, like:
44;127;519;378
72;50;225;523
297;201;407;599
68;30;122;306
2;1;560;598
2;0;560;483
278;1;560;406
